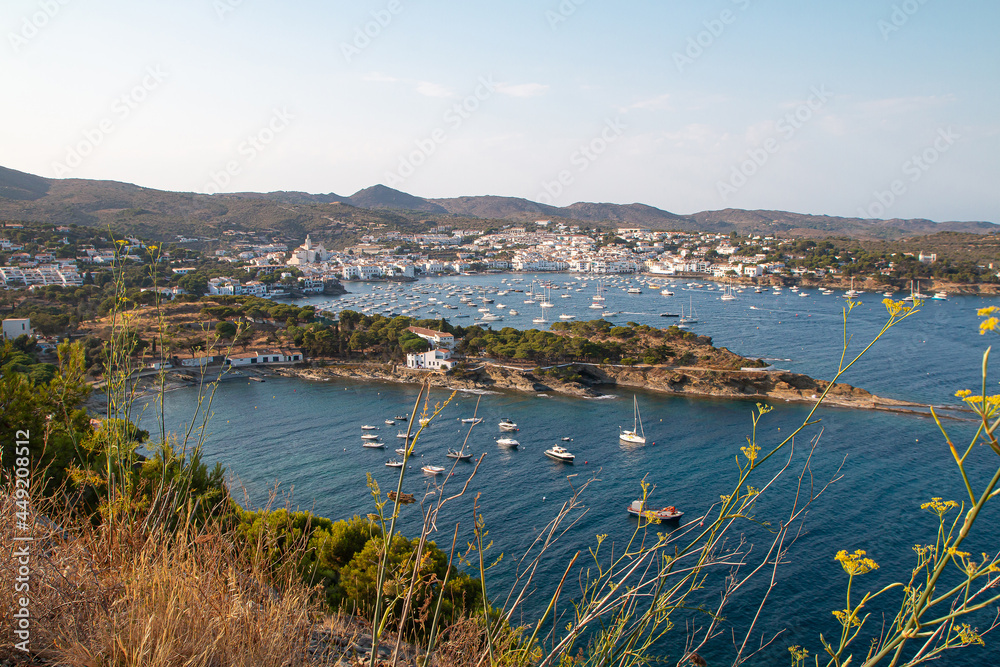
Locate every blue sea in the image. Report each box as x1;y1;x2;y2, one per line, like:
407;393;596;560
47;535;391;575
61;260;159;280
140;276;1000;664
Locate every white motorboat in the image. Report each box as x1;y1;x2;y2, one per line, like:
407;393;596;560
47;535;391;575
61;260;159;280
619;395;647;445
498;418;518;432
361;433;381;441
385;459;404;467
395;447;411;455
422;465;446;475
627;499;682;521
661;289;674;296
446;449;472;460
362;441;385;449
508;309;519;315
559;313;575;320
496;437;520;448
361;425;379;431
627;287;642;294
396;432;411;439
384;419;395;425
544;445;575;463
461;417;483;424
933;291;948;300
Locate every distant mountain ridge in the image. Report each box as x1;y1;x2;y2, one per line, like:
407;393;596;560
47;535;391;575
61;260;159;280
0;165;995;241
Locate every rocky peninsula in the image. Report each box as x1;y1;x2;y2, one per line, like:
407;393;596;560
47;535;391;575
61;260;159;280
263;359;923;413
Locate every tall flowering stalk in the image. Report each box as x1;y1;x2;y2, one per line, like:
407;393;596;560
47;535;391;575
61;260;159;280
817;306;1000;666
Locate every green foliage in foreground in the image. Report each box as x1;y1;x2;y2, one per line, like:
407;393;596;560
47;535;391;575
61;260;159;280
234;507;483;628
0;336;482;625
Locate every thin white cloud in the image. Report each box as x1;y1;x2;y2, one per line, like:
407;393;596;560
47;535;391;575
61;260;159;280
361;73;453;98
853;94;955;116
414;81;454;98
626;93;672;111
361;72;399;83
495;82;549;97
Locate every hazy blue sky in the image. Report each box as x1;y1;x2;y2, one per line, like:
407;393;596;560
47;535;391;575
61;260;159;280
3;0;997;221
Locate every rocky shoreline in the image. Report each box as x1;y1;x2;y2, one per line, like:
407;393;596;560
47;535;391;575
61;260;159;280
262;360;926;413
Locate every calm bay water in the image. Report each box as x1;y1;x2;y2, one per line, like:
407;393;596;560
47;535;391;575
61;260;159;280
141;275;1000;664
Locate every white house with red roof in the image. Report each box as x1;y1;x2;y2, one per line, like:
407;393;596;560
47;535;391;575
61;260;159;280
406;326;455;349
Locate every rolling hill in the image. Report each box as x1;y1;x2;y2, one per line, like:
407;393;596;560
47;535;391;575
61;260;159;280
0;165;995;244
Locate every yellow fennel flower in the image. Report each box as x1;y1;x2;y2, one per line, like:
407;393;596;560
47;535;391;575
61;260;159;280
956;624;985;646
832;609;862;628
980;317;999;335
835;549;879;575
741;442;760;464
920;497;959;516
977;306;999;317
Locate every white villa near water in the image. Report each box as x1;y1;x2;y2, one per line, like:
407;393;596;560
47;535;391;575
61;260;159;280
406;348;456;371
223;349;304;366
406;326;455;349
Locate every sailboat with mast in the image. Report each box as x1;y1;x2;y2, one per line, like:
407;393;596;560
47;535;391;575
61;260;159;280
619;395;647;445
589;281;606;309
679;296;698;325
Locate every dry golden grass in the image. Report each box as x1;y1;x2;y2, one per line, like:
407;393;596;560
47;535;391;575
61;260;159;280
0;489;318;667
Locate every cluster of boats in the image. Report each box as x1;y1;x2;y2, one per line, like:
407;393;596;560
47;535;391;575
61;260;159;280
361;393;683;520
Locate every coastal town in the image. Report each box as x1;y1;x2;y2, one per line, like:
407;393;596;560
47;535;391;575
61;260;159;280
1;219;994;301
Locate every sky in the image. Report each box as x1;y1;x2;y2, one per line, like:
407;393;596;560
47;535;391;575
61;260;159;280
2;0;998;222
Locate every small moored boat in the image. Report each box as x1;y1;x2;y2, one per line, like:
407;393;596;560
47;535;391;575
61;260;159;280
361;433;381;441
619;395;647;445
496;437;519;448
361;425;379;431
362;441;385;449
385;459;404;468
544;445;575;463
446;449;472;460
422;465;446;475
498;418;518;432
627;500;683;521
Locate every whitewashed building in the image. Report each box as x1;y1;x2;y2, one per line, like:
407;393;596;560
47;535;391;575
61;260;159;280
406;348;456;371
407;326;455;349
2;318;32;340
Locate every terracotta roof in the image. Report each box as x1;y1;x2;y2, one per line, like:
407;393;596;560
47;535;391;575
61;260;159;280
407;326;452;338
